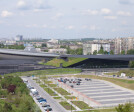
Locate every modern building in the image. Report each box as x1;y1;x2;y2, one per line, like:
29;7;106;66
48;48;67;54
83;43;110;55
114;37;134;54
48;39;58;44
14;35;23;41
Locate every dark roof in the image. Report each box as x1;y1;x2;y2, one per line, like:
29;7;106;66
60;54;134;61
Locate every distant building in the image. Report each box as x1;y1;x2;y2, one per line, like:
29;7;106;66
48;39;58;44
14;35;23;41
69;45;82;50
83;43;110;55
46;42;60;48
24;44;41;52
115;37;134;54
48;48;67;54
5;40;16;45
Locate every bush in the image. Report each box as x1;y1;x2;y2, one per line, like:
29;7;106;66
115;102;134;112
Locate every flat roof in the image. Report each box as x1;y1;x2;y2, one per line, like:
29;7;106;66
60;54;134;61
0;49;59;58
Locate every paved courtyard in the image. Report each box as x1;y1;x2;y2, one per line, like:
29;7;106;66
66;78;134;107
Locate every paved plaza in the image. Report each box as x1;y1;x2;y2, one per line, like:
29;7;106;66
66;78;134;107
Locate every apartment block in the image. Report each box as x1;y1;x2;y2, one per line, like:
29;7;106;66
115;37;134;54
83;43;110;55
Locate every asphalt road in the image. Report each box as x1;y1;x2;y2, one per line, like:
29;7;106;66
24;77;67;112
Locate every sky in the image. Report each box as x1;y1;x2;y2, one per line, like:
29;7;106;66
0;0;134;39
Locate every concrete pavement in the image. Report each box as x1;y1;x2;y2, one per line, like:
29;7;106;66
23;77;68;112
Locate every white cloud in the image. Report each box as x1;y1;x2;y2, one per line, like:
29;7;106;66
0;21;3;24
17;1;26;7
1;11;13;17
42;24;47;28
25;24;38;28
104;16;117;20
82;9;98;15
101;8;111;15
117;11;132;16
67;25;75;30
51;13;64;20
17;0;29;10
89;25;99;30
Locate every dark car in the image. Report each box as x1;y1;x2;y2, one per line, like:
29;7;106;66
44;107;52;111
70;85;74;88
76;83;80;85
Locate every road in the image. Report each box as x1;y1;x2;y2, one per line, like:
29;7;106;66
23;77;67;112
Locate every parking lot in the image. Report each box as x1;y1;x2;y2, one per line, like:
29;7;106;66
63;78;134;107
22;77;67;112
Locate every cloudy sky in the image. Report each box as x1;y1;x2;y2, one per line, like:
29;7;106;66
0;0;134;39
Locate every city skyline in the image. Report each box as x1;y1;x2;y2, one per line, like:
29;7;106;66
0;0;134;39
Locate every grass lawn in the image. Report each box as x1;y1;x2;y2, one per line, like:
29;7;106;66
75;75;134;90
40;84;47;88
64;96;76;100
54;88;71;95
7;68;81;76
48;84;57;87
44;81;53;84
76;108;116;112
42;57;87;67
53;96;62;99
71;101;91;109
60;101;76;110
104;69;134;77
44;88;58;96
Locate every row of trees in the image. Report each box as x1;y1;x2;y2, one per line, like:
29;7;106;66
92;46;114;55
0;76;40;112
0;44;25;50
67;47;83;55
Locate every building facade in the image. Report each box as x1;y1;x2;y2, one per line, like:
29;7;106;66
83;43;110;55
114;37;134;54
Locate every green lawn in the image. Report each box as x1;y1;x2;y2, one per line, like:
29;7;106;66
44;88;58;96
54;88;71;95
76;108;116;112
39;84;47;88
48;84;57;87
44;81;53;84
71;101;91;109
53;96;62;99
60;101;76;110
42;57;87;67
7;68;81;76
105;69;134;77
64;96;76;100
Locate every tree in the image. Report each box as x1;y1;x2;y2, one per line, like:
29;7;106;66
110;50;114;55
115;102;134;112
121;50;125;55
127;49;134;54
7;85;16;94
93;50;97;55
129;61;134;68
98;45;104;54
41;43;47;47
3;102;12;112
104;51;108;54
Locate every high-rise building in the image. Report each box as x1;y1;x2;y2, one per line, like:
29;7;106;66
14;35;23;41
114;37;134;54
83;43;110;55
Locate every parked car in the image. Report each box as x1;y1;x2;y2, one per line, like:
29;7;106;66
42;103;49;107
44;106;52;111
70;85;74;88
38;99;47;103
36;96;43;100
76;83;80;85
